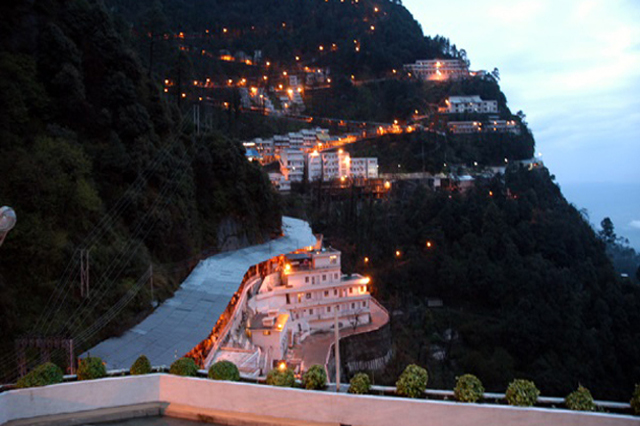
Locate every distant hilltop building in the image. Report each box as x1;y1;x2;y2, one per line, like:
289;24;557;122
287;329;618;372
439;96;498;114
307;149;378;182
403;59;469;81
448;119;520;135
279;148;378;184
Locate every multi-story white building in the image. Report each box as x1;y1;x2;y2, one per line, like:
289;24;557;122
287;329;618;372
279;149;305;182
248;246;372;346
439;96;498;114
448;120;520;135
306;150;378;182
351;157;379;179
403;59;469;81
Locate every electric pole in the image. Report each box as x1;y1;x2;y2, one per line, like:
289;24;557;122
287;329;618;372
334;306;340;392
80;249;90;298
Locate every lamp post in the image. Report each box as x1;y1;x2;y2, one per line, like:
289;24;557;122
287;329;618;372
0;206;16;247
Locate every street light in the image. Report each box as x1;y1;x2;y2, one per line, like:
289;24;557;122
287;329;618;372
0;206;16;247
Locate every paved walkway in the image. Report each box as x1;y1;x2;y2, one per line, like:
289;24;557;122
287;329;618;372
86;217;316;369
289;300;389;368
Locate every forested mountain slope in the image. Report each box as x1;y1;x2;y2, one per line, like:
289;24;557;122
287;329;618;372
0;0;280;380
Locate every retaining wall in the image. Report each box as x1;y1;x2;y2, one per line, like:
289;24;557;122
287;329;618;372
2;374;638;426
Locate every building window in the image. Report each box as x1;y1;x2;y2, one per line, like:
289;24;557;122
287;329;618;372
333;289;338;296
312;277;315;285
305;276;309;283
324;290;329;297
336;305;340;311
334;273;338;279
349;288;353;294
286;294;290;304
309;308;314;315
322;274;326;281
362;301;367;307
351;303;355;309
263;330;271;336
306;292;311;299
298;293;302;303
330;255;337;264
327;306;331;312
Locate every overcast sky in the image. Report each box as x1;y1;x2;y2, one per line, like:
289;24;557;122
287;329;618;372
402;0;640;185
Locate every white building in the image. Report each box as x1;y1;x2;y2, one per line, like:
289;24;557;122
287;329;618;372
403;59;469;81
439;96;498;114
246;312;290;362
268;172;291;192
448;120;520;135
279;149;305;182
307;150;378;182
248;246;372;346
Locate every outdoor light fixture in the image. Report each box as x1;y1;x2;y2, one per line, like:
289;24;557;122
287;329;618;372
0;206;16;247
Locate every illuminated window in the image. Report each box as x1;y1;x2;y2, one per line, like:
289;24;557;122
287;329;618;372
263;330;271;336
330;255;337;264
349;288;353;294
298;294;302;303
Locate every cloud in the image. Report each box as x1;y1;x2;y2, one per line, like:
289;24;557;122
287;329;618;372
630;221;640;230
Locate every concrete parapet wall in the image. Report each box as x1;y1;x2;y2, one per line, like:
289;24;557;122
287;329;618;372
2;374;638;426
0;375;161;425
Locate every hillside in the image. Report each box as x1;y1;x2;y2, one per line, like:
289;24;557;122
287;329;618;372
0;0;280;381
295;166;640;400
1;0;637;403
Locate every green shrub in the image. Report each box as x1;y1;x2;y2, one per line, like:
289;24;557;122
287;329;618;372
266;367;295;387
348;373;371;395
169;357;198;377
77;356;106;381
16;362;64;388
302;365;327;390
208;360;240;381
505;379;540;407
396;364;428;398
130;355;152;375
631;384;640;415
454;374;484;403
565;385;596;411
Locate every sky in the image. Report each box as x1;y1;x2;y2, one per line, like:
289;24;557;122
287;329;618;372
402;0;640;248
403;0;640;184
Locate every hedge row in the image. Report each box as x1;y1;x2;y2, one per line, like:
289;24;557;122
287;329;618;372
14;359;640;415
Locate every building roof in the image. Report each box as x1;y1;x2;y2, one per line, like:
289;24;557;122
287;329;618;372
448;95;485;104
84;217;315;369
248;312;289;331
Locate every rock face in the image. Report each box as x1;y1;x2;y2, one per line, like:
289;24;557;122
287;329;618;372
327;321;393;380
